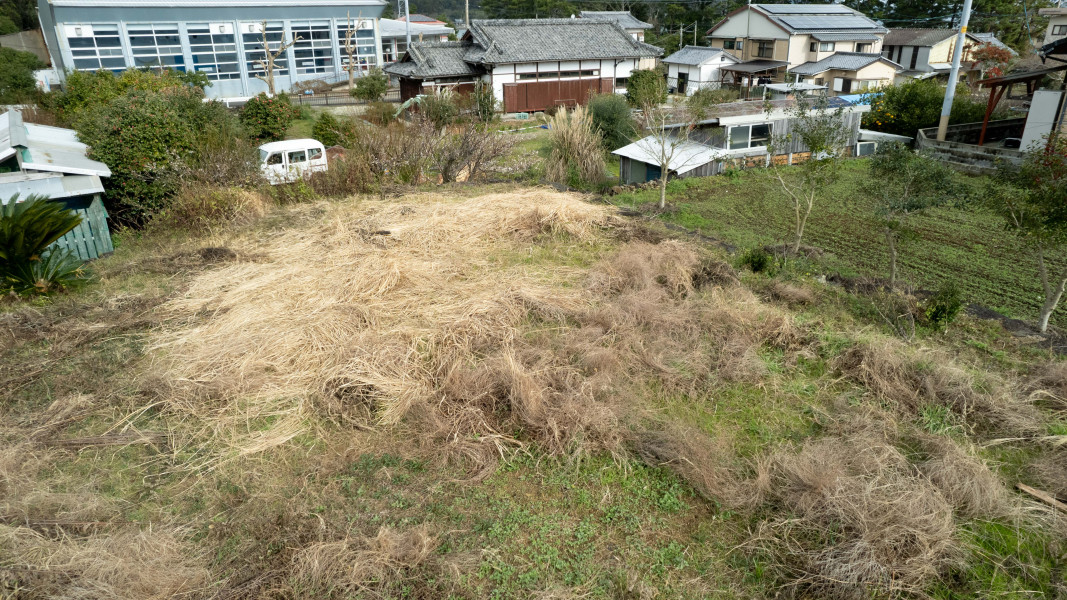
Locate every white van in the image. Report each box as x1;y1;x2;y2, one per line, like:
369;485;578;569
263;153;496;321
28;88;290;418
258;139;328;185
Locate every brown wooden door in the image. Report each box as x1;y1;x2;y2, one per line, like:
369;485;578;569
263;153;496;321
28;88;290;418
505;78;607;113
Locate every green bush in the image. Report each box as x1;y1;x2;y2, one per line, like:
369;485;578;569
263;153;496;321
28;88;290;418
44;68;206;125
739;247;774;274
312;112;342;146
351;68;389;102
587;93;635;151
625;69;667;108
687;86;740;121
0;47;44;104
862;79;991;137
925;281;964;330
156;186;270;230
75;87;207;225
420;91;458;129
240;92;299;141
0;194;86;295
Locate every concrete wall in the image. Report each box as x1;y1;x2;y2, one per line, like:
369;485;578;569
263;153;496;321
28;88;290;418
0;29;51;63
915;119;1025;174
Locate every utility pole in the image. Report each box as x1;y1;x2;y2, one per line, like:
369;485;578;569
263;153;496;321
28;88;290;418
465;0;469;33
936;0;973;141
693;21;697;45
402;0;411;49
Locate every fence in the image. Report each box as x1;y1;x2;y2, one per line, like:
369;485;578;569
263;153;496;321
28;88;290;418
290;88;401;106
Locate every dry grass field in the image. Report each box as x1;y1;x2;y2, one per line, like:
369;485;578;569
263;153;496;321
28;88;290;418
2;186;1066;598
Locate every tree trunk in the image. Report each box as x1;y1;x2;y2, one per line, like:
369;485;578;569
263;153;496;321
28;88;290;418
659;173;667;209
885;228;898;290
791;191;814;255
1036;246;1067;333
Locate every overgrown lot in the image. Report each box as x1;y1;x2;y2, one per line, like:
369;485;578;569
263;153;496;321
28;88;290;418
612;160;1067;330
2;186;1066;599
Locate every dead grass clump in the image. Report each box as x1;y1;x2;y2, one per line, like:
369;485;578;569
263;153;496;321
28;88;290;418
1029;449;1067;500
916;435;1016;519
589;240;700;298
1028;361;1067;411
157;186;271;231
288;526;438;598
691;256;738;289
753;434;958;599
0;525;210;599
631;424;749;508
766;280;815;306
836;338;1042;434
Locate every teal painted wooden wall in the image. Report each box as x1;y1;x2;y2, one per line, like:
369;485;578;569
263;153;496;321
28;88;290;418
51;195;114;261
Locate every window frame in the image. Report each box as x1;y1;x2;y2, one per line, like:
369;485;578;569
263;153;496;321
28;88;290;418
727;122;772;150
1052;24;1067;35
755;40;774;58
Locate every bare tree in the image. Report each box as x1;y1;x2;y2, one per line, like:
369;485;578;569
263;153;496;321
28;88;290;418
253;20;299;96
766;94;852;255
342;12;364;91
637;99;697;209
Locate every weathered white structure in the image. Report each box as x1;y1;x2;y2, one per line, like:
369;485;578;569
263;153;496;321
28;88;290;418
662;46;739;95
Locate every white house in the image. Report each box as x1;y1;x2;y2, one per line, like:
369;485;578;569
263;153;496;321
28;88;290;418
379;17;453;64
385;18;661;113
663;46;739;95
1038;7;1067;46
578;11;652;41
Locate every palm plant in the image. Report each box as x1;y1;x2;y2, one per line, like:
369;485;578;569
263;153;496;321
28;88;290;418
0;194;86;294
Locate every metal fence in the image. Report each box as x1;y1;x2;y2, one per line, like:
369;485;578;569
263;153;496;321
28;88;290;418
290;88;401;106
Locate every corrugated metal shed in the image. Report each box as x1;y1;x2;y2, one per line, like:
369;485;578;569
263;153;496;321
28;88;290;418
613;137;724;175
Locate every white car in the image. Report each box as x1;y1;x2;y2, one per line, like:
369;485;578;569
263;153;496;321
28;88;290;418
258;138;328;185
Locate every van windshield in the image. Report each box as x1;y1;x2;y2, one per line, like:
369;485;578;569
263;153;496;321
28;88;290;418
259;149;270;162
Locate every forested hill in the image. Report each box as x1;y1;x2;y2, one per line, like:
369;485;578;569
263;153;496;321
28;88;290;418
412;0;1053;54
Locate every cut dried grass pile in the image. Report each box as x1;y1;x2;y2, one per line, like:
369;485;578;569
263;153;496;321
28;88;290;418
836;337;1043;435
0;525;210;599
915;435;1016;519
752;433;959;600
149;187;805;475
288;525;438;598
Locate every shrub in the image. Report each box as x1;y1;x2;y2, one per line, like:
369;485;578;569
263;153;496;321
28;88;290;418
0;47;44;104
156;186;271;230
420;90;458;129
587;93;635;151
75;87;204;225
269;179;318;204
739;246;774;274
544;106;605;188
925;281;964;330
436;122;514;183
240;92;299;141
308;156;374;197
351;68;389;102
312;112;342;146
44;68;205;125
470;81;496;123
363;101;397;126
687;86;740;121
0;194;86;295
625;68;667;108
862;79;991;137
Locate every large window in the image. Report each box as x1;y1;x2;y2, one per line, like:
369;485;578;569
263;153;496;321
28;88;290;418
188;23;240;80
127;23;184;70
809;41;835;52
856;42;872;53
728;123;772;150
243;22;289;77
723;39;742;50
756;40;774;58
1052;25;1067;35
66;24;125;71
337;20;376;73
291;20;334;74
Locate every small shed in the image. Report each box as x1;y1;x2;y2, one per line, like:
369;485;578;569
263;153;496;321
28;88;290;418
0;109;113;260
662;45;739;95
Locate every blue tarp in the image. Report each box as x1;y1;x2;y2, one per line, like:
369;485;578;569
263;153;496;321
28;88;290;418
836;92;881;106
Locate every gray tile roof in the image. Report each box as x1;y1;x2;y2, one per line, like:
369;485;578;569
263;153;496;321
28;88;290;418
811;32;880;42
970;32;1019;56
384;40;484;79
663;45;731;66
579;11;652;30
883;28;957;47
790;52;901;76
466;19;662;64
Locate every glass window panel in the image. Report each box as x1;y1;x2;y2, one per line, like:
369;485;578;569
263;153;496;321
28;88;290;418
729;125;749;150
750;123;771;146
74;58;100;68
68;37;95;48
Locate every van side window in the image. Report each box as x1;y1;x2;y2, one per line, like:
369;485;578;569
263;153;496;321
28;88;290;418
308;147;323;160
288;150;307;163
266;153;283;165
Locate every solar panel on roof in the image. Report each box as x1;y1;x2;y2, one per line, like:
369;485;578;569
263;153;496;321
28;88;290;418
779;15;878;30
756;4;854;14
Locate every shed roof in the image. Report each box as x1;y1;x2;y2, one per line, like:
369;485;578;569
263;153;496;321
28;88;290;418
384;40;485;78
0;110;111;178
790;52;901;76
883;28;957;47
578;11;652;30
811;32;880;42
970;32;1018;56
465;18;661;64
663;45;735;66
0;172;105;202
379;18;454;39
612;136;721;175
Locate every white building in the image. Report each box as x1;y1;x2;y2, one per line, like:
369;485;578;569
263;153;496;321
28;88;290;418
36;0;387;99
379;17;452;64
662;45;739;95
